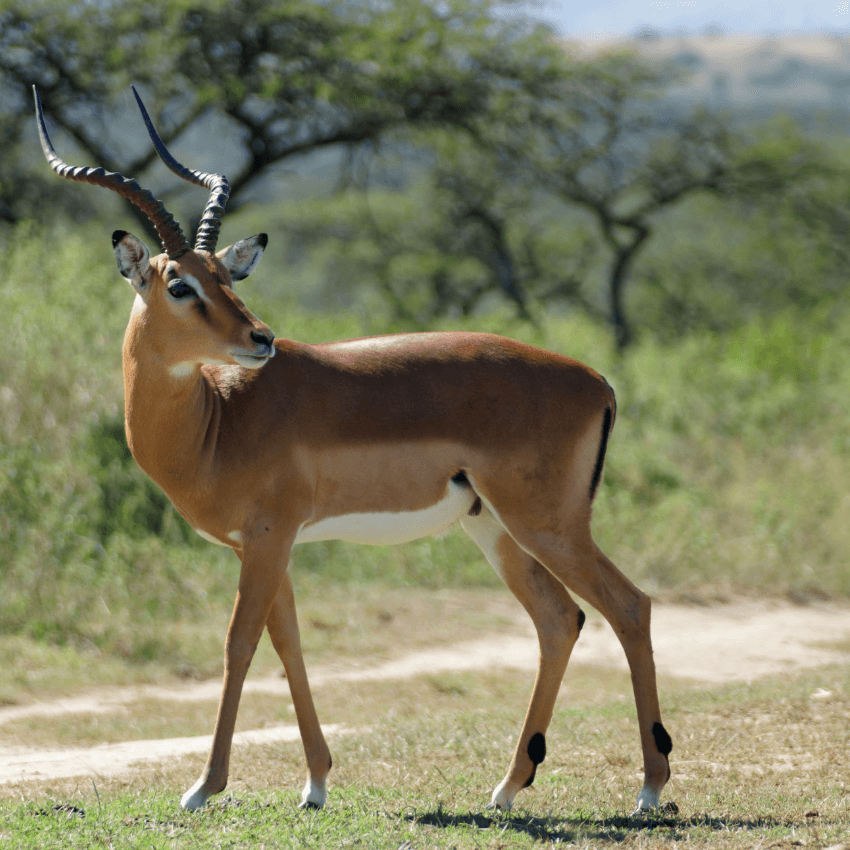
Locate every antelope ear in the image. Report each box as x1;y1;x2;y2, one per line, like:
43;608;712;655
217;233;267;282
112;231;152;294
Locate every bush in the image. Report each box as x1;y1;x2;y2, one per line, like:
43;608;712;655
2;221;850;667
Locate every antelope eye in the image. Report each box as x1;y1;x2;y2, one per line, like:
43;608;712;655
167;279;195;299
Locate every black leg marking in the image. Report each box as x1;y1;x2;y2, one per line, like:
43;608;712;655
469;496;482;516
527;732;546;764
523;732;547;788
652;722;672;756
577;609;586;633
328;755;333;772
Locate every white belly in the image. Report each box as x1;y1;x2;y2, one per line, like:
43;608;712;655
294;479;477;546
194;527;243;547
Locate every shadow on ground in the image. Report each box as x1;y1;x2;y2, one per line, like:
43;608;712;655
404;805;796;844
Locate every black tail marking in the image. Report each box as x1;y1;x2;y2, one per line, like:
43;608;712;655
589;405;613;502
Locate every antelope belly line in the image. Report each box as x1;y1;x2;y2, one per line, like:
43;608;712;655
295;487;476;546
194;527;242;546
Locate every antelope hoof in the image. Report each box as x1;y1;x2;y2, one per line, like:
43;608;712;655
299;778;327;809
181;778;212;811
632;784;661;815
487;778;514;811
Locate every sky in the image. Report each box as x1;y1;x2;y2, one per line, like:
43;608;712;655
512;1;850;39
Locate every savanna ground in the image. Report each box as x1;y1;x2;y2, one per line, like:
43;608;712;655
2;227;850;847
0;592;849;849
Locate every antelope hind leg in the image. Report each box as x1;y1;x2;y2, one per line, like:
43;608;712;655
461;508;584;811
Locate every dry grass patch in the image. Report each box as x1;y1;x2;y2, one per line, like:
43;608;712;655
0;660;630;752
0;585;526;707
1;663;849;848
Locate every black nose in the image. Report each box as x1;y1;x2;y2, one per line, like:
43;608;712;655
251;330;273;348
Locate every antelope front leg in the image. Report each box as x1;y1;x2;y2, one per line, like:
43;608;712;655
181;534;291;811
265;570;332;808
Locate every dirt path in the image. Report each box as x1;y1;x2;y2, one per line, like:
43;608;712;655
1;600;848;787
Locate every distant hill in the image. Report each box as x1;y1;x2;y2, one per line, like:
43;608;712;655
568;33;850;125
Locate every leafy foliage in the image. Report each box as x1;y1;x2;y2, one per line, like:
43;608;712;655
5;0;845;344
2;1;850;665
1;224;850;666
0;0;566;228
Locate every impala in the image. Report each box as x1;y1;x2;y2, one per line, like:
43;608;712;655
35;86;672;815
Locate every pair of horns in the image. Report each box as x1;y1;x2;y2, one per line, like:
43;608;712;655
34;86;229;259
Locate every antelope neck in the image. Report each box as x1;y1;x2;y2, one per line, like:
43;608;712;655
122;322;221;499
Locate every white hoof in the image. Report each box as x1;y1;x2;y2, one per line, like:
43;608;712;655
488;778;514;811
632;784;660;814
181;778;211;811
298;778;327;809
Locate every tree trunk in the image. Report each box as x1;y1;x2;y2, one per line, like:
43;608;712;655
608;224;649;351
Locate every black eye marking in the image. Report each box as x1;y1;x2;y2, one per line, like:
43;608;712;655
167;278;196;300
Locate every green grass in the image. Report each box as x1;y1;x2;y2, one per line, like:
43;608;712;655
0;662;848;848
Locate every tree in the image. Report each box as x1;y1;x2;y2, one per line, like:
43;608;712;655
280;136;600;327
0;0;571;238
2;0;842;346
278;51;835;346
469;53;834;348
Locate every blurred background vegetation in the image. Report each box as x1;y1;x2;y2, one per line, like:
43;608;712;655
2;0;850;676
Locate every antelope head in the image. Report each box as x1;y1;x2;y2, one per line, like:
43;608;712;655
34;87;275;374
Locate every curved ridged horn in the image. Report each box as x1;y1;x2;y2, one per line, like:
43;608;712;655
131;86;230;255
33;87;191;260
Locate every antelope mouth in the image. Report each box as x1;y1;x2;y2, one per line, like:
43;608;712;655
232;344;275;369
